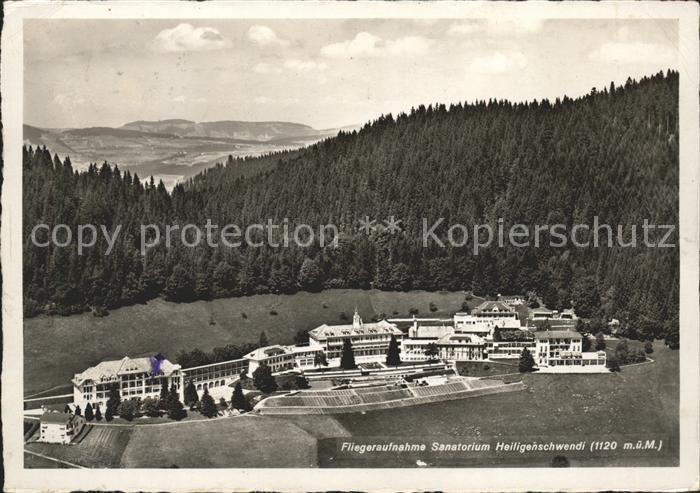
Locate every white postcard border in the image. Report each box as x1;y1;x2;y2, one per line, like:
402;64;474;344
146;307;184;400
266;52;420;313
2;1;699;491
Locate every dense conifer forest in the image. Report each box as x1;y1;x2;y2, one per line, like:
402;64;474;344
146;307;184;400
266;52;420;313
23;70;679;344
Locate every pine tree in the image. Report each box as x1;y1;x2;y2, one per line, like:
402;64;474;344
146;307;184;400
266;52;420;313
340;339;356;370
259;331;269;347
94;403;102;421
298;257;323;292
424;343;439;361
74;405;82;416
199;387;218;418
183;380;199;409
106;383;121;417
595;332;606;350
518;348;536;373
314;351;328;367
167;384;186;420
231;382;248;411
252;364;278;394
159;379;169;409
386;335;401;366
84;402;94;421
105;406;114;422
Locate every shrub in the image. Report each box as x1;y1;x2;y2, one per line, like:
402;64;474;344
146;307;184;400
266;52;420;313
429;302;438;312
339;311;348;321
141;396;161;417
241;312;248;319
644;341;654;354
409;307;419;315
269;310;278;316
117;399;140;421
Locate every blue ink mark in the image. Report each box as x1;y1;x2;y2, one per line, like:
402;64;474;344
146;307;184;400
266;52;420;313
149;353;165;378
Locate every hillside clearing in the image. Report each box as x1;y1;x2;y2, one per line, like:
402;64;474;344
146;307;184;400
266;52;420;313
24;289;471;396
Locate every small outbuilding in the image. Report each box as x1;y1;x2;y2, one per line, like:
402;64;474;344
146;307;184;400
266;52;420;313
39;411;84;444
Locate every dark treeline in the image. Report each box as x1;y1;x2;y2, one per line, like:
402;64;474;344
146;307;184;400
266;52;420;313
23;70;679;344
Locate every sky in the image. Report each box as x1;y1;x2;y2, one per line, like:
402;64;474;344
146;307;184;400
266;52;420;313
24;18;678;130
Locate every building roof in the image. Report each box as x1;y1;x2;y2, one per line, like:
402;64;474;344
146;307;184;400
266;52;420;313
244;345;291;361
309;319;401;339
534;330;582;340
531;307;554;314
40;411;73;425
290;345;323;354
437;333;485;345
473;301;516;313
73;356;180;385
411;325;454;339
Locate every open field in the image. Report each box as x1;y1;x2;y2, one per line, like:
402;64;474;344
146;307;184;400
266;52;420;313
119;415;320;468
331;340;678;467
24;289;470;396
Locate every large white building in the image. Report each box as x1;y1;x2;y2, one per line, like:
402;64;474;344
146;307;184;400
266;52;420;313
72;356;182;408
534;330;607;372
244;344;324;373
308;310;403;362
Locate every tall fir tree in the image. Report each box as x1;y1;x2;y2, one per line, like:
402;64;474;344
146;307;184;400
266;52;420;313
231;382;248;411
340;339;356;370
386;335;401;366
199;387;218;418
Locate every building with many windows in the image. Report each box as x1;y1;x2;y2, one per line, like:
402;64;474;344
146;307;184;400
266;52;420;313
72;356;182;408
243;344;324;373
308;310;404;362
39;411;85;444
454;301;522;335
534;330;607;372
181;358;248;392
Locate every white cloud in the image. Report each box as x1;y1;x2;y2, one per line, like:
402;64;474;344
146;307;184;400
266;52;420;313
153;23;231;52
588;41;676;66
320;32;433;59
447;19;543;38
489;19;544;35
321;32;381;58
252;96;301;105
169;95;207;103
284;59;327;73
386;36;434;57
253;62;282;75
53;93;86;107
469;51;527;75
247;25;290;47
447;22;481;37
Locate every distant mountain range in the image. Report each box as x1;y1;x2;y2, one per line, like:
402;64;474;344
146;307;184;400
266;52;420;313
23;119;360;189
120;119;323;142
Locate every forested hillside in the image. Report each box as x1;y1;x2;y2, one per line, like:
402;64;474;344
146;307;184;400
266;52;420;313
23;70;679;343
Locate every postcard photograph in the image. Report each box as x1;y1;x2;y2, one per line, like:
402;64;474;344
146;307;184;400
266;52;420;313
3;1;699;490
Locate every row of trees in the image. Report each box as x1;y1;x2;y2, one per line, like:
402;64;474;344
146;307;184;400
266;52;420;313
23;71;679;346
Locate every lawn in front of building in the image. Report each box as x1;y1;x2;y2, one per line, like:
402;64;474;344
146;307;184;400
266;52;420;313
331;341;678;467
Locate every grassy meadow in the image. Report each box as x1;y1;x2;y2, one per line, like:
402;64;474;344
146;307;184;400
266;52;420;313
24;289;473;396
330;340;678;467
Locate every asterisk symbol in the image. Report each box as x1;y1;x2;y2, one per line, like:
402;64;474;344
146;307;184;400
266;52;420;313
384;215;402;234
358;215;377;235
